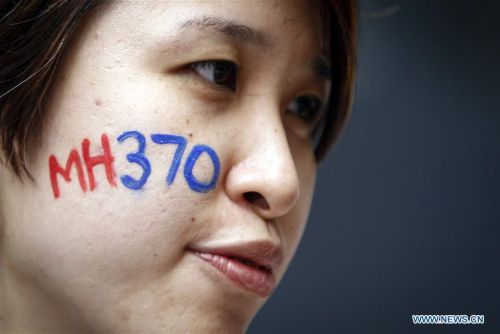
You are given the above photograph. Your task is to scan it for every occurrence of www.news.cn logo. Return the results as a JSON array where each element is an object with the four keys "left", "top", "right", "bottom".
[{"left": 412, "top": 314, "right": 484, "bottom": 325}]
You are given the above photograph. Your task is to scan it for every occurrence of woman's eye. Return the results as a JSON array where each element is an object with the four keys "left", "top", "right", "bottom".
[
  {"left": 190, "top": 61, "right": 238, "bottom": 91},
  {"left": 287, "top": 94, "right": 323, "bottom": 125}
]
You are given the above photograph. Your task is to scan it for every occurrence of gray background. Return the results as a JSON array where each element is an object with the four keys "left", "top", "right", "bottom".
[{"left": 249, "top": 0, "right": 499, "bottom": 333}]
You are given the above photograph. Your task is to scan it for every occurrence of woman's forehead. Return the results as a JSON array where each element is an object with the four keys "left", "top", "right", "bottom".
[{"left": 109, "top": 0, "right": 323, "bottom": 49}]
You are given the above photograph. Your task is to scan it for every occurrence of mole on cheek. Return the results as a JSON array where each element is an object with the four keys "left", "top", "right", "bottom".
[
  {"left": 94, "top": 99, "right": 102, "bottom": 106},
  {"left": 191, "top": 217, "right": 196, "bottom": 222},
  {"left": 188, "top": 133, "right": 193, "bottom": 138}
]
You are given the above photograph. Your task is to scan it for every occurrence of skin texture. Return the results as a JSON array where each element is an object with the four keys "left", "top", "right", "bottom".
[{"left": 0, "top": 0, "right": 331, "bottom": 332}]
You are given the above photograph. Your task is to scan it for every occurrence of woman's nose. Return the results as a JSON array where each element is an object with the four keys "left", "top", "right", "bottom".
[{"left": 224, "top": 112, "right": 300, "bottom": 220}]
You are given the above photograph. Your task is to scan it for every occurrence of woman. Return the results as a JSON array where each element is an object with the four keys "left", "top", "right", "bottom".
[{"left": 0, "top": 0, "right": 356, "bottom": 332}]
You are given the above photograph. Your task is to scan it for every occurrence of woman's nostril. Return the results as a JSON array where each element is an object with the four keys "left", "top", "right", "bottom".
[{"left": 243, "top": 191, "right": 270, "bottom": 210}]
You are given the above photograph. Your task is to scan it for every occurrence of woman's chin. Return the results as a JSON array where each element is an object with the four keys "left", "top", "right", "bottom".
[{"left": 97, "top": 259, "right": 265, "bottom": 333}]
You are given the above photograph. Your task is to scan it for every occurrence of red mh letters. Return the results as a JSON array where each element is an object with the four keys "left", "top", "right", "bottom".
[{"left": 49, "top": 134, "right": 117, "bottom": 199}]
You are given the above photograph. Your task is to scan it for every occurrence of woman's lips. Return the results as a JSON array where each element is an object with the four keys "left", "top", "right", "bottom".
[{"left": 192, "top": 251, "right": 277, "bottom": 298}]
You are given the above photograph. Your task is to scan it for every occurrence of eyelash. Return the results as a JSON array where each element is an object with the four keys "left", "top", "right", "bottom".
[{"left": 190, "top": 60, "right": 324, "bottom": 126}]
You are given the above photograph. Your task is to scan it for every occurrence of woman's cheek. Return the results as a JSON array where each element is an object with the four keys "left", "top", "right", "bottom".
[{"left": 34, "top": 128, "right": 222, "bottom": 280}]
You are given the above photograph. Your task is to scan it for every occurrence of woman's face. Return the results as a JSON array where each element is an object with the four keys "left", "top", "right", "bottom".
[{"left": 1, "top": 0, "right": 330, "bottom": 332}]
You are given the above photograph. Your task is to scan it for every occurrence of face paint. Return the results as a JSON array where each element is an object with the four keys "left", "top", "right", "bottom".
[
  {"left": 49, "top": 149, "right": 88, "bottom": 198},
  {"left": 150, "top": 134, "right": 188, "bottom": 187},
  {"left": 82, "top": 134, "right": 117, "bottom": 190},
  {"left": 184, "top": 145, "right": 220, "bottom": 193},
  {"left": 117, "top": 131, "right": 151, "bottom": 190},
  {"left": 49, "top": 131, "right": 221, "bottom": 199}
]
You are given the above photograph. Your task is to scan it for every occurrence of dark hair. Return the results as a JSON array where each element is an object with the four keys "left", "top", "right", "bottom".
[{"left": 0, "top": 0, "right": 356, "bottom": 180}]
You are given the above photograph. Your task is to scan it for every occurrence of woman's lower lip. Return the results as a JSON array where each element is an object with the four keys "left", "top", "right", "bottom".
[{"left": 192, "top": 251, "right": 276, "bottom": 298}]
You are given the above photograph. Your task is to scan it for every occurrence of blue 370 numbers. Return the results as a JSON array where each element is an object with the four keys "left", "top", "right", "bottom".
[{"left": 118, "top": 131, "right": 220, "bottom": 193}]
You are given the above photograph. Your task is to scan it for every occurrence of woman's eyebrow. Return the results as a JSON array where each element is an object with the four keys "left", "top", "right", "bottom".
[
  {"left": 178, "top": 15, "right": 273, "bottom": 49},
  {"left": 177, "top": 15, "right": 330, "bottom": 82}
]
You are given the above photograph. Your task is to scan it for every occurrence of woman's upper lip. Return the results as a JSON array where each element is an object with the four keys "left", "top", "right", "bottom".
[{"left": 187, "top": 241, "right": 284, "bottom": 271}]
